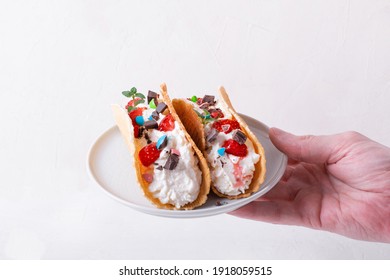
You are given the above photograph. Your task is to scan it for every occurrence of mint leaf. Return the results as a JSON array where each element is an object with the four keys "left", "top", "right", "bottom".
[
  {"left": 127, "top": 106, "right": 135, "bottom": 112},
  {"left": 134, "top": 92, "right": 145, "bottom": 99},
  {"left": 122, "top": 91, "right": 132, "bottom": 97},
  {"left": 130, "top": 87, "right": 137, "bottom": 94},
  {"left": 133, "top": 99, "right": 145, "bottom": 107}
]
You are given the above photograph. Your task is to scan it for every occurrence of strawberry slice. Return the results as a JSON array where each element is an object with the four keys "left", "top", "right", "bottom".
[
  {"left": 222, "top": 139, "right": 248, "bottom": 157},
  {"left": 158, "top": 114, "right": 175, "bottom": 132},
  {"left": 210, "top": 109, "right": 224, "bottom": 119},
  {"left": 212, "top": 119, "right": 241, "bottom": 134},
  {"left": 129, "top": 107, "right": 145, "bottom": 137},
  {"left": 129, "top": 107, "right": 145, "bottom": 124},
  {"left": 138, "top": 143, "right": 161, "bottom": 166},
  {"left": 133, "top": 126, "right": 140, "bottom": 138}
]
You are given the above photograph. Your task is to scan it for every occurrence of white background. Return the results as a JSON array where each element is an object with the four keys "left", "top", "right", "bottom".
[{"left": 1, "top": 0, "right": 390, "bottom": 259}]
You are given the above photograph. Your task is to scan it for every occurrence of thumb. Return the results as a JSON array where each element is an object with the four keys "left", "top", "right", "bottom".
[{"left": 269, "top": 128, "right": 342, "bottom": 164}]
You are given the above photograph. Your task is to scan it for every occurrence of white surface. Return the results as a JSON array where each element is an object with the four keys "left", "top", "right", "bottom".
[
  {"left": 1, "top": 0, "right": 390, "bottom": 259},
  {"left": 87, "top": 116, "right": 287, "bottom": 218}
]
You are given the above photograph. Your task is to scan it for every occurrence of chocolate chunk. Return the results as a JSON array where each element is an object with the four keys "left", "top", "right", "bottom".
[
  {"left": 202, "top": 95, "right": 215, "bottom": 104},
  {"left": 199, "top": 102, "right": 209, "bottom": 109},
  {"left": 144, "top": 120, "right": 158, "bottom": 129},
  {"left": 147, "top": 90, "right": 158, "bottom": 104},
  {"left": 232, "top": 130, "right": 247, "bottom": 145},
  {"left": 156, "top": 166, "right": 163, "bottom": 171},
  {"left": 151, "top": 111, "right": 160, "bottom": 120},
  {"left": 137, "top": 126, "right": 145, "bottom": 138},
  {"left": 206, "top": 128, "right": 218, "bottom": 143},
  {"left": 163, "top": 154, "right": 180, "bottom": 170},
  {"left": 156, "top": 102, "right": 168, "bottom": 114}
]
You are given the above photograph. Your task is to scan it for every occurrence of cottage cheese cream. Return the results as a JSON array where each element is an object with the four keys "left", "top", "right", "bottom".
[{"left": 141, "top": 108, "right": 202, "bottom": 208}]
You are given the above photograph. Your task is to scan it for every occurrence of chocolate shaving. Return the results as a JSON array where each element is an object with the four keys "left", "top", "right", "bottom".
[
  {"left": 232, "top": 130, "right": 247, "bottom": 144},
  {"left": 206, "top": 128, "right": 218, "bottom": 143},
  {"left": 144, "top": 130, "right": 152, "bottom": 144},
  {"left": 144, "top": 120, "right": 158, "bottom": 130},
  {"left": 156, "top": 166, "right": 163, "bottom": 171},
  {"left": 202, "top": 95, "right": 215, "bottom": 104},
  {"left": 163, "top": 154, "right": 180, "bottom": 170},
  {"left": 156, "top": 102, "right": 168, "bottom": 114},
  {"left": 147, "top": 90, "right": 158, "bottom": 105},
  {"left": 199, "top": 102, "right": 209, "bottom": 109},
  {"left": 137, "top": 126, "right": 145, "bottom": 138},
  {"left": 151, "top": 111, "right": 159, "bottom": 120}
]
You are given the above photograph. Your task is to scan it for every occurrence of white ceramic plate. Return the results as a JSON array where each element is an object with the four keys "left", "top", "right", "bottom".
[{"left": 87, "top": 114, "right": 287, "bottom": 218}]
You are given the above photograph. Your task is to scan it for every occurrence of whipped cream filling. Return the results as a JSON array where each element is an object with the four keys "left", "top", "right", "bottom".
[
  {"left": 204, "top": 123, "right": 259, "bottom": 195},
  {"left": 141, "top": 108, "right": 202, "bottom": 208},
  {"left": 187, "top": 98, "right": 260, "bottom": 196}
]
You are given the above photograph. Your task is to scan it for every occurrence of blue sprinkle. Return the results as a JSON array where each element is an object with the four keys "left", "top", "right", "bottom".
[
  {"left": 135, "top": 116, "right": 144, "bottom": 126},
  {"left": 217, "top": 147, "right": 226, "bottom": 156},
  {"left": 156, "top": 135, "right": 168, "bottom": 150},
  {"left": 148, "top": 115, "right": 153, "bottom": 121}
]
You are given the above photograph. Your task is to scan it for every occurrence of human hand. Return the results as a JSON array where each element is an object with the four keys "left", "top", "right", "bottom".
[{"left": 230, "top": 128, "right": 390, "bottom": 243}]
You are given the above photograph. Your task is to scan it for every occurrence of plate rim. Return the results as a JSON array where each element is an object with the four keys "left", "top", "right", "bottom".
[{"left": 86, "top": 114, "right": 287, "bottom": 218}]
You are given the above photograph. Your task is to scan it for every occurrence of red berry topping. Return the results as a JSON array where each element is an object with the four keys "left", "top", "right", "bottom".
[
  {"left": 129, "top": 107, "right": 145, "bottom": 137},
  {"left": 138, "top": 143, "right": 161, "bottom": 166},
  {"left": 133, "top": 126, "right": 140, "bottom": 138},
  {"left": 126, "top": 97, "right": 142, "bottom": 109},
  {"left": 158, "top": 114, "right": 175, "bottom": 132},
  {"left": 222, "top": 139, "right": 248, "bottom": 157},
  {"left": 129, "top": 107, "right": 145, "bottom": 124},
  {"left": 210, "top": 111, "right": 218, "bottom": 119},
  {"left": 212, "top": 119, "right": 241, "bottom": 134},
  {"left": 210, "top": 110, "right": 224, "bottom": 119}
]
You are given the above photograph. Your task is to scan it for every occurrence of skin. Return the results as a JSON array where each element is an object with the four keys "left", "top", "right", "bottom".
[{"left": 230, "top": 128, "right": 390, "bottom": 243}]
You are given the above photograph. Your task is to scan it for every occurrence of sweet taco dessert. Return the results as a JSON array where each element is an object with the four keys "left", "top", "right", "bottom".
[
  {"left": 112, "top": 83, "right": 210, "bottom": 209},
  {"left": 172, "top": 87, "right": 266, "bottom": 198}
]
